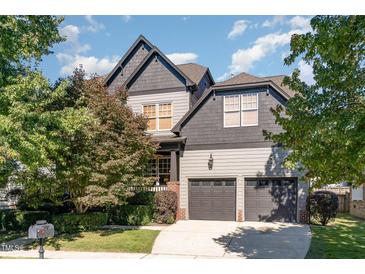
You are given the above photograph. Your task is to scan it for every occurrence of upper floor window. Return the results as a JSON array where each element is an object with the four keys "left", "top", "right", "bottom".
[
  {"left": 143, "top": 103, "right": 172, "bottom": 131},
  {"left": 224, "top": 93, "right": 258, "bottom": 127}
]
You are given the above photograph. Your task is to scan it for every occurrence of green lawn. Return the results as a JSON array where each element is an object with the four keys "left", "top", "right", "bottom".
[
  {"left": 39, "top": 229, "right": 160, "bottom": 253},
  {"left": 306, "top": 214, "right": 365, "bottom": 259}
]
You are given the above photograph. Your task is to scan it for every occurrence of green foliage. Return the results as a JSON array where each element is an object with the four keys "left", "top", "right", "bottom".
[
  {"left": 109, "top": 205, "right": 153, "bottom": 226},
  {"left": 307, "top": 191, "right": 339, "bottom": 226},
  {"left": 0, "top": 16, "right": 64, "bottom": 86},
  {"left": 154, "top": 191, "right": 177, "bottom": 224},
  {"left": 52, "top": 212, "right": 108, "bottom": 233},
  {"left": 0, "top": 210, "right": 51, "bottom": 231},
  {"left": 265, "top": 16, "right": 365, "bottom": 187},
  {"left": 127, "top": 191, "right": 155, "bottom": 206}
]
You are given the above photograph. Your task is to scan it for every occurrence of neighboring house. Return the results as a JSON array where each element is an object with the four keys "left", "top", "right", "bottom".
[
  {"left": 103, "top": 35, "right": 308, "bottom": 223},
  {"left": 350, "top": 184, "right": 365, "bottom": 219}
]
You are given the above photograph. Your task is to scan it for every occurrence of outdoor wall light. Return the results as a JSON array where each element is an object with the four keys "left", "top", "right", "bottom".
[{"left": 208, "top": 153, "right": 214, "bottom": 170}]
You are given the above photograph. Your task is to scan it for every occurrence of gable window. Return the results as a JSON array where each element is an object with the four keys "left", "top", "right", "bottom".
[
  {"left": 223, "top": 95, "right": 240, "bottom": 127},
  {"left": 143, "top": 103, "right": 172, "bottom": 131},
  {"left": 224, "top": 93, "right": 258, "bottom": 127},
  {"left": 241, "top": 93, "right": 258, "bottom": 126}
]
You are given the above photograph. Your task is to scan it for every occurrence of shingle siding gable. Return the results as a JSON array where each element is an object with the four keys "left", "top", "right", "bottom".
[{"left": 180, "top": 87, "right": 285, "bottom": 149}]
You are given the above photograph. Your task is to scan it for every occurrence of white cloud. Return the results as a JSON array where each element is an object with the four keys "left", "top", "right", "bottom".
[
  {"left": 122, "top": 15, "right": 132, "bottom": 23},
  {"left": 262, "top": 16, "right": 285, "bottom": 28},
  {"left": 219, "top": 16, "right": 312, "bottom": 80},
  {"left": 227, "top": 20, "right": 249, "bottom": 40},
  {"left": 84, "top": 15, "right": 105, "bottom": 32},
  {"left": 58, "top": 24, "right": 117, "bottom": 77},
  {"left": 59, "top": 25, "right": 91, "bottom": 54},
  {"left": 58, "top": 54, "right": 119, "bottom": 77},
  {"left": 289, "top": 16, "right": 311, "bottom": 32},
  {"left": 166, "top": 52, "right": 198, "bottom": 64},
  {"left": 228, "top": 31, "right": 294, "bottom": 75},
  {"left": 298, "top": 60, "right": 315, "bottom": 85}
]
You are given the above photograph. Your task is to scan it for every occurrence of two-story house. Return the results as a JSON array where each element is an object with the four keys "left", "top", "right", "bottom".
[{"left": 104, "top": 35, "right": 308, "bottom": 223}]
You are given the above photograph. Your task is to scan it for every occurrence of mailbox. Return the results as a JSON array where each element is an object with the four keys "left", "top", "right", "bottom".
[{"left": 28, "top": 220, "right": 55, "bottom": 239}]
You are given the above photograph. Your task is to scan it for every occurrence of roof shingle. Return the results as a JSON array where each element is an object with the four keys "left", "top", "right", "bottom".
[{"left": 176, "top": 63, "right": 208, "bottom": 85}]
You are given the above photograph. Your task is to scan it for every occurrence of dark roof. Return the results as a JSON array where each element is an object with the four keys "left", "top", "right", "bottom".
[
  {"left": 103, "top": 35, "right": 154, "bottom": 86},
  {"left": 151, "top": 135, "right": 186, "bottom": 143},
  {"left": 261, "top": 75, "right": 295, "bottom": 97},
  {"left": 214, "top": 72, "right": 262, "bottom": 87},
  {"left": 176, "top": 63, "right": 210, "bottom": 86},
  {"left": 122, "top": 47, "right": 195, "bottom": 89},
  {"left": 172, "top": 72, "right": 295, "bottom": 133}
]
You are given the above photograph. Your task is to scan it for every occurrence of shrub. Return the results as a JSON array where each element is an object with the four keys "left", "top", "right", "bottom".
[
  {"left": 154, "top": 191, "right": 177, "bottom": 224},
  {"left": 109, "top": 205, "right": 153, "bottom": 226},
  {"left": 127, "top": 191, "right": 155, "bottom": 206},
  {"left": 0, "top": 210, "right": 51, "bottom": 231},
  {"left": 307, "top": 190, "right": 339, "bottom": 226},
  {"left": 52, "top": 212, "right": 108, "bottom": 233}
]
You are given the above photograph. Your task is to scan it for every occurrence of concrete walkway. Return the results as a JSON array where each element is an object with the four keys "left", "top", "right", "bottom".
[
  {"left": 152, "top": 220, "right": 312, "bottom": 259},
  {"left": 1, "top": 221, "right": 311, "bottom": 259}
]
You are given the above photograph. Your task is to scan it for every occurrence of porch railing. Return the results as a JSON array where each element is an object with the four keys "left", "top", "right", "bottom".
[{"left": 128, "top": 185, "right": 168, "bottom": 192}]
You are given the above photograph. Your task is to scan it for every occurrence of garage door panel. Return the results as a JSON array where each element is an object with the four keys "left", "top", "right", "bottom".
[
  {"left": 245, "top": 178, "right": 297, "bottom": 222},
  {"left": 189, "top": 179, "right": 236, "bottom": 221}
]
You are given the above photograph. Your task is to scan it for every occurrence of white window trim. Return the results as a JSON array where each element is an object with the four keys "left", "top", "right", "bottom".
[
  {"left": 223, "top": 93, "right": 259, "bottom": 128},
  {"left": 241, "top": 93, "right": 259, "bottom": 127},
  {"left": 142, "top": 102, "right": 173, "bottom": 132},
  {"left": 223, "top": 95, "right": 241, "bottom": 128}
]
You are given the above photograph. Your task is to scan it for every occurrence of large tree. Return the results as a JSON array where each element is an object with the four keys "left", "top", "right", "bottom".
[
  {"left": 0, "top": 16, "right": 64, "bottom": 86},
  {"left": 265, "top": 16, "right": 365, "bottom": 187},
  {"left": 47, "top": 69, "right": 156, "bottom": 212},
  {"left": 7, "top": 69, "right": 156, "bottom": 213},
  {"left": 0, "top": 16, "right": 64, "bottom": 183}
]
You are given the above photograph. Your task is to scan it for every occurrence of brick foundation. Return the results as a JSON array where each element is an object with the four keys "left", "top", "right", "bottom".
[
  {"left": 167, "top": 181, "right": 184, "bottom": 221},
  {"left": 237, "top": 209, "right": 243, "bottom": 222},
  {"left": 350, "top": 200, "right": 365, "bottom": 219},
  {"left": 299, "top": 209, "right": 309, "bottom": 224}
]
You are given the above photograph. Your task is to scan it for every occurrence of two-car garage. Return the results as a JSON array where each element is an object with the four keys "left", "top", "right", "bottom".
[{"left": 188, "top": 177, "right": 298, "bottom": 222}]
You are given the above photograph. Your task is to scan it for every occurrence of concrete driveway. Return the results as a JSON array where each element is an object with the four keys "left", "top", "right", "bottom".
[{"left": 152, "top": 220, "right": 311, "bottom": 259}]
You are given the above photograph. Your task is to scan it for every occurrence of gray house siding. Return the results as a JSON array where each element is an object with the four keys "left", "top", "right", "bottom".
[
  {"left": 127, "top": 90, "right": 190, "bottom": 136},
  {"left": 180, "top": 87, "right": 286, "bottom": 150},
  {"left": 179, "top": 147, "right": 308, "bottom": 221},
  {"left": 128, "top": 55, "right": 186, "bottom": 92},
  {"left": 107, "top": 42, "right": 151, "bottom": 92},
  {"left": 191, "top": 73, "right": 211, "bottom": 106}
]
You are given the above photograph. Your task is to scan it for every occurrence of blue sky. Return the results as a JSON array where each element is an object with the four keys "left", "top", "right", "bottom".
[{"left": 40, "top": 15, "right": 314, "bottom": 84}]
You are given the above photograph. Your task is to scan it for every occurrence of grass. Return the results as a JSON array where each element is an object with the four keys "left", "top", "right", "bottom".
[
  {"left": 306, "top": 213, "right": 365, "bottom": 259},
  {"left": 0, "top": 231, "right": 25, "bottom": 243},
  {"left": 36, "top": 229, "right": 160, "bottom": 253}
]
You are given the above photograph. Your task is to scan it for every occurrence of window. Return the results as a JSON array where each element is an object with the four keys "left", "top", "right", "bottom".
[
  {"left": 224, "top": 95, "right": 240, "bottom": 127},
  {"left": 145, "top": 157, "right": 171, "bottom": 185},
  {"left": 224, "top": 93, "right": 258, "bottom": 127},
  {"left": 143, "top": 103, "right": 172, "bottom": 131},
  {"left": 143, "top": 105, "right": 157, "bottom": 131},
  {"left": 241, "top": 93, "right": 258, "bottom": 126}
]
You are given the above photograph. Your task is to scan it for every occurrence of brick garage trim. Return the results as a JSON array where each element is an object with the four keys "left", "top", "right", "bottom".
[{"left": 167, "top": 181, "right": 185, "bottom": 220}]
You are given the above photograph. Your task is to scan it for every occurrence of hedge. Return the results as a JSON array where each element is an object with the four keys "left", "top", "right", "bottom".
[
  {"left": 52, "top": 212, "right": 108, "bottom": 233},
  {"left": 127, "top": 191, "right": 155, "bottom": 206},
  {"left": 154, "top": 191, "right": 177, "bottom": 224},
  {"left": 109, "top": 205, "right": 153, "bottom": 226},
  {"left": 0, "top": 210, "right": 51, "bottom": 231}
]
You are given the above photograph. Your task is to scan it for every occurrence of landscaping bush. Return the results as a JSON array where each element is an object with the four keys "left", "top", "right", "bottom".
[
  {"left": 154, "top": 191, "right": 177, "bottom": 224},
  {"left": 127, "top": 191, "right": 155, "bottom": 206},
  {"left": 307, "top": 190, "right": 339, "bottom": 226},
  {"left": 0, "top": 210, "right": 51, "bottom": 231},
  {"left": 109, "top": 205, "right": 153, "bottom": 226},
  {"left": 52, "top": 212, "right": 108, "bottom": 233}
]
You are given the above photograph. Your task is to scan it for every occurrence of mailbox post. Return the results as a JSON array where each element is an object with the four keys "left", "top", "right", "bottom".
[{"left": 28, "top": 220, "right": 55, "bottom": 259}]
